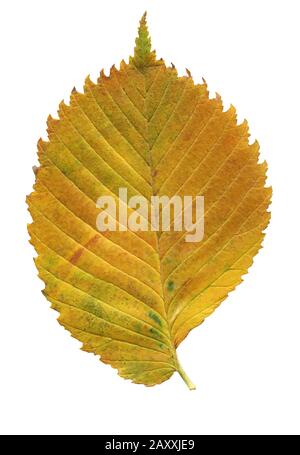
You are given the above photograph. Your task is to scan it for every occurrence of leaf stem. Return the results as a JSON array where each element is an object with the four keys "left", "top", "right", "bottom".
[
  {"left": 174, "top": 354, "right": 196, "bottom": 390},
  {"left": 177, "top": 365, "right": 196, "bottom": 390}
]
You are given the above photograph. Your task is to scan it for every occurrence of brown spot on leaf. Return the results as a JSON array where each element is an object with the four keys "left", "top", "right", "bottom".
[{"left": 70, "top": 247, "right": 84, "bottom": 264}]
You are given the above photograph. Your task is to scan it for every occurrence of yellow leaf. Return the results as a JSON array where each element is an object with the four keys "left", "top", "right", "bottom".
[{"left": 27, "top": 12, "right": 271, "bottom": 389}]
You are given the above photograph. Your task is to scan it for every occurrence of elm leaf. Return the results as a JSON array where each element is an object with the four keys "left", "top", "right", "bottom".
[{"left": 27, "top": 12, "right": 271, "bottom": 389}]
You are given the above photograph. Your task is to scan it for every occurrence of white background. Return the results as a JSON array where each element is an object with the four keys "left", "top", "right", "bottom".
[{"left": 0, "top": 0, "right": 299, "bottom": 435}]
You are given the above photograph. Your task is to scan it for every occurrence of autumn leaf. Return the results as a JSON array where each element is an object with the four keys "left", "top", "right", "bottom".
[{"left": 27, "top": 12, "right": 271, "bottom": 389}]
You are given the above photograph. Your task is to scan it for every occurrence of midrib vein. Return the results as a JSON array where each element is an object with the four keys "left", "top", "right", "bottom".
[
  {"left": 139, "top": 66, "right": 197, "bottom": 388},
  {"left": 142, "top": 66, "right": 182, "bottom": 371}
]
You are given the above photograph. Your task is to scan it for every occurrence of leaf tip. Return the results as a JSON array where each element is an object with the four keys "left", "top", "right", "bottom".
[
  {"left": 130, "top": 12, "right": 160, "bottom": 68},
  {"left": 141, "top": 10, "right": 147, "bottom": 23}
]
